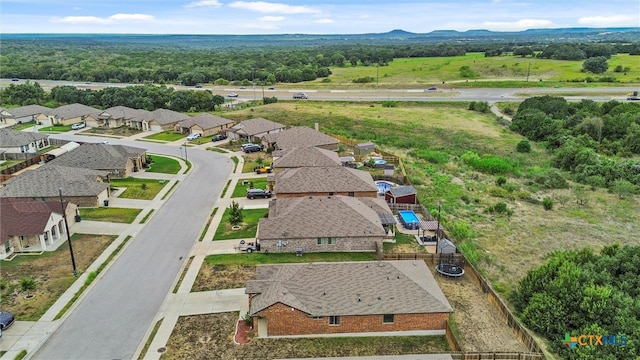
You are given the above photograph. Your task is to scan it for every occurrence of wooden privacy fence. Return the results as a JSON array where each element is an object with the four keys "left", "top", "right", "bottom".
[{"left": 0, "top": 155, "right": 41, "bottom": 176}]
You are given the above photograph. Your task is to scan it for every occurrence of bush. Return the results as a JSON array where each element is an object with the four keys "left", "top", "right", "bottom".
[
  {"left": 448, "top": 220, "right": 475, "bottom": 241},
  {"left": 352, "top": 76, "right": 375, "bottom": 84},
  {"left": 485, "top": 202, "right": 509, "bottom": 214},
  {"left": 263, "top": 96, "right": 278, "bottom": 104},
  {"left": 21, "top": 277, "right": 36, "bottom": 292},
  {"left": 516, "top": 140, "right": 531, "bottom": 153},
  {"left": 542, "top": 197, "right": 553, "bottom": 210},
  {"left": 468, "top": 101, "right": 490, "bottom": 113},
  {"left": 381, "top": 101, "right": 398, "bottom": 108},
  {"left": 495, "top": 175, "right": 507, "bottom": 186}
]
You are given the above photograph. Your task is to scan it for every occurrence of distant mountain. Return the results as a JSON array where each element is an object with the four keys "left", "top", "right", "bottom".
[{"left": 3, "top": 27, "right": 638, "bottom": 49}]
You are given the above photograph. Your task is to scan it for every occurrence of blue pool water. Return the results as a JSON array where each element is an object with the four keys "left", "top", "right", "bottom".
[
  {"left": 375, "top": 181, "right": 394, "bottom": 194},
  {"left": 398, "top": 210, "right": 420, "bottom": 230}
]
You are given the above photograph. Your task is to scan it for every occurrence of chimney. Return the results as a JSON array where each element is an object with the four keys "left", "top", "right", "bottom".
[{"left": 314, "top": 122, "right": 319, "bottom": 131}]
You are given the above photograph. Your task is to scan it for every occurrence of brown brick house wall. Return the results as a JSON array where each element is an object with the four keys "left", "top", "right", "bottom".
[
  {"left": 275, "top": 191, "right": 377, "bottom": 199},
  {"left": 259, "top": 237, "right": 382, "bottom": 253},
  {"left": 254, "top": 302, "right": 449, "bottom": 336}
]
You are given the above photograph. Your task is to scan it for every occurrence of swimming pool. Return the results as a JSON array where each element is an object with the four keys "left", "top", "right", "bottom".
[
  {"left": 375, "top": 180, "right": 394, "bottom": 195},
  {"left": 398, "top": 210, "right": 420, "bottom": 230}
]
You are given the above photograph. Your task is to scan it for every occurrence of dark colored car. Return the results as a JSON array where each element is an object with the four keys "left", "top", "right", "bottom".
[
  {"left": 246, "top": 189, "right": 272, "bottom": 199},
  {"left": 212, "top": 134, "right": 227, "bottom": 142},
  {"left": 0, "top": 310, "right": 15, "bottom": 331},
  {"left": 243, "top": 144, "right": 263, "bottom": 153},
  {"left": 426, "top": 87, "right": 437, "bottom": 91},
  {"left": 11, "top": 78, "right": 19, "bottom": 82}
]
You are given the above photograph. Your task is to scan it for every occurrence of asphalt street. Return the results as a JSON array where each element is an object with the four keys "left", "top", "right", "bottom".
[{"left": 32, "top": 136, "right": 233, "bottom": 360}]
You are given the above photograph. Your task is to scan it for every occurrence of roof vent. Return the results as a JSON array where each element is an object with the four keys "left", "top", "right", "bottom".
[
  {"left": 323, "top": 291, "right": 326, "bottom": 296},
  {"left": 357, "top": 298, "right": 361, "bottom": 302},
  {"left": 378, "top": 296, "right": 382, "bottom": 300}
]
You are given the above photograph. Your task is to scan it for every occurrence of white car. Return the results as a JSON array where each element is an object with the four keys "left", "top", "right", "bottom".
[
  {"left": 71, "top": 122, "right": 86, "bottom": 130},
  {"left": 227, "top": 93, "right": 239, "bottom": 98},
  {"left": 186, "top": 133, "right": 202, "bottom": 141}
]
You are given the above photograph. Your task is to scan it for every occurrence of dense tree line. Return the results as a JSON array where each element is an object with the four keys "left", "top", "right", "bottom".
[
  {"left": 0, "top": 82, "right": 225, "bottom": 112},
  {"left": 510, "top": 96, "right": 640, "bottom": 191},
  {"left": 511, "top": 244, "right": 640, "bottom": 359},
  {"left": 2, "top": 40, "right": 635, "bottom": 85}
]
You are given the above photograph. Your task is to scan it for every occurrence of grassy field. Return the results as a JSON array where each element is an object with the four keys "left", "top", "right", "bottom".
[
  {"left": 110, "top": 177, "right": 168, "bottom": 200},
  {"left": 299, "top": 53, "right": 640, "bottom": 88},
  {"left": 230, "top": 177, "right": 269, "bottom": 198},
  {"left": 223, "top": 101, "right": 640, "bottom": 297},
  {"left": 212, "top": 208, "right": 269, "bottom": 240},
  {"left": 78, "top": 207, "right": 142, "bottom": 223},
  {"left": 147, "top": 155, "right": 181, "bottom": 174}
]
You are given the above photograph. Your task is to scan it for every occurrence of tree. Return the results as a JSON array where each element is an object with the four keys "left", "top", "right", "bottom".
[
  {"left": 513, "top": 46, "right": 534, "bottom": 57},
  {"left": 516, "top": 140, "right": 531, "bottom": 153},
  {"left": 582, "top": 56, "right": 608, "bottom": 74},
  {"left": 228, "top": 201, "right": 244, "bottom": 227},
  {"left": 610, "top": 179, "right": 638, "bottom": 199}
]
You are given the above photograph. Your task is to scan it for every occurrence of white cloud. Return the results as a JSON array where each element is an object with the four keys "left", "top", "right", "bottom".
[
  {"left": 578, "top": 15, "right": 638, "bottom": 27},
  {"left": 314, "top": 18, "right": 334, "bottom": 24},
  {"left": 482, "top": 19, "right": 554, "bottom": 31},
  {"left": 185, "top": 0, "right": 222, "bottom": 8},
  {"left": 53, "top": 13, "right": 154, "bottom": 24},
  {"left": 259, "top": 16, "right": 286, "bottom": 22},
  {"left": 229, "top": 1, "right": 320, "bottom": 14}
]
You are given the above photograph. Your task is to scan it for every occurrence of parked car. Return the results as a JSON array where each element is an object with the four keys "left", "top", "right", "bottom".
[
  {"left": 71, "top": 122, "right": 86, "bottom": 130},
  {"left": 241, "top": 143, "right": 255, "bottom": 149},
  {"left": 247, "top": 188, "right": 272, "bottom": 199},
  {"left": 239, "top": 86, "right": 247, "bottom": 89},
  {"left": 255, "top": 165, "right": 272, "bottom": 174},
  {"left": 186, "top": 133, "right": 202, "bottom": 141},
  {"left": 227, "top": 93, "right": 239, "bottom": 98},
  {"left": 0, "top": 310, "right": 15, "bottom": 331},
  {"left": 235, "top": 240, "right": 260, "bottom": 253},
  {"left": 11, "top": 77, "right": 19, "bottom": 82},
  {"left": 243, "top": 144, "right": 263, "bottom": 153},
  {"left": 212, "top": 134, "right": 227, "bottom": 142},
  {"left": 268, "top": 87, "right": 275, "bottom": 90},
  {"left": 195, "top": 84, "right": 203, "bottom": 88}
]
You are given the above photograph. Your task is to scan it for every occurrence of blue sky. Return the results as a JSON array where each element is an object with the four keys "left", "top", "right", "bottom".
[{"left": 2, "top": 0, "right": 638, "bottom": 34}]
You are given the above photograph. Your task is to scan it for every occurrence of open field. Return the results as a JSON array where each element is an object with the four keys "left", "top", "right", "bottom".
[
  {"left": 224, "top": 101, "right": 639, "bottom": 298},
  {"left": 308, "top": 53, "right": 640, "bottom": 88},
  {"left": 0, "top": 234, "right": 116, "bottom": 321}
]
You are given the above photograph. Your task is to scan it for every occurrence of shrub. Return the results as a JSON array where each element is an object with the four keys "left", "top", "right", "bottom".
[
  {"left": 469, "top": 101, "right": 490, "bottom": 113},
  {"left": 516, "top": 140, "right": 531, "bottom": 153},
  {"left": 141, "top": 183, "right": 148, "bottom": 191},
  {"left": 352, "top": 76, "right": 375, "bottom": 83},
  {"left": 382, "top": 101, "right": 398, "bottom": 108},
  {"left": 485, "top": 202, "right": 509, "bottom": 214},
  {"left": 542, "top": 197, "right": 554, "bottom": 210},
  {"left": 495, "top": 175, "right": 507, "bottom": 186},
  {"left": 460, "top": 194, "right": 471, "bottom": 204},
  {"left": 448, "top": 220, "right": 475, "bottom": 241},
  {"left": 21, "top": 277, "right": 36, "bottom": 292}
]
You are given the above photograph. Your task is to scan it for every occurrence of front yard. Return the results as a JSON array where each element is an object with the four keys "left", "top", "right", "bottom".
[
  {"left": 78, "top": 207, "right": 142, "bottom": 223},
  {"left": 84, "top": 125, "right": 142, "bottom": 137},
  {"left": 212, "top": 208, "right": 269, "bottom": 240},
  {"left": 230, "top": 178, "right": 269, "bottom": 198},
  {"left": 143, "top": 131, "right": 186, "bottom": 142},
  {"left": 147, "top": 155, "right": 182, "bottom": 174},
  {"left": 110, "top": 177, "right": 168, "bottom": 200}
]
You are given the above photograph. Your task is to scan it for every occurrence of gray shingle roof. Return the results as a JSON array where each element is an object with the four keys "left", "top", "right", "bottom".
[
  {"left": 246, "top": 260, "right": 453, "bottom": 316},
  {"left": 0, "top": 165, "right": 109, "bottom": 198},
  {"left": 228, "top": 118, "right": 285, "bottom": 137},
  {"left": 272, "top": 147, "right": 341, "bottom": 169},
  {"left": 1, "top": 197, "right": 66, "bottom": 244},
  {"left": 178, "top": 113, "right": 233, "bottom": 130},
  {"left": 103, "top": 106, "right": 152, "bottom": 121},
  {"left": 0, "top": 128, "right": 49, "bottom": 148},
  {"left": 258, "top": 195, "right": 387, "bottom": 240},
  {"left": 48, "top": 103, "right": 104, "bottom": 119},
  {"left": 3, "top": 104, "right": 51, "bottom": 118},
  {"left": 150, "top": 108, "right": 190, "bottom": 125},
  {"left": 275, "top": 166, "right": 377, "bottom": 194},
  {"left": 388, "top": 185, "right": 417, "bottom": 197},
  {"left": 267, "top": 126, "right": 339, "bottom": 150},
  {"left": 47, "top": 143, "right": 146, "bottom": 170}
]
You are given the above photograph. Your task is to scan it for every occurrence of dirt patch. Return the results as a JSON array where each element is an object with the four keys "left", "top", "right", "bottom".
[
  {"left": 162, "top": 313, "right": 449, "bottom": 360},
  {"left": 0, "top": 234, "right": 117, "bottom": 320},
  {"left": 191, "top": 264, "right": 256, "bottom": 292},
  {"left": 433, "top": 267, "right": 527, "bottom": 352}
]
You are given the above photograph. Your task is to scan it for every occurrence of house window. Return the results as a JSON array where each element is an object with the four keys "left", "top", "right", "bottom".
[
  {"left": 348, "top": 192, "right": 355, "bottom": 197},
  {"left": 329, "top": 316, "right": 340, "bottom": 325},
  {"left": 311, "top": 316, "right": 323, "bottom": 320},
  {"left": 383, "top": 314, "right": 395, "bottom": 324},
  {"left": 328, "top": 192, "right": 335, "bottom": 196},
  {"left": 318, "top": 237, "right": 337, "bottom": 245},
  {"left": 329, "top": 237, "right": 336, "bottom": 245}
]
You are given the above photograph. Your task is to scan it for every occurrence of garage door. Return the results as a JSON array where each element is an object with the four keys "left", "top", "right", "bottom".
[{"left": 151, "top": 125, "right": 162, "bottom": 132}]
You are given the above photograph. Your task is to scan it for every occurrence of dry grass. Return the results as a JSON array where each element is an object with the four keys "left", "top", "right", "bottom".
[{"left": 191, "top": 264, "right": 255, "bottom": 292}]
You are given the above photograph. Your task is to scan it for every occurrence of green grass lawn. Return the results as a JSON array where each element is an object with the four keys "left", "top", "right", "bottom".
[
  {"left": 40, "top": 124, "right": 73, "bottom": 132},
  {"left": 308, "top": 53, "right": 640, "bottom": 88},
  {"left": 242, "top": 155, "right": 272, "bottom": 173},
  {"left": 110, "top": 178, "right": 168, "bottom": 200},
  {"left": 204, "top": 252, "right": 378, "bottom": 265},
  {"left": 213, "top": 208, "right": 269, "bottom": 240},
  {"left": 143, "top": 130, "right": 186, "bottom": 142},
  {"left": 147, "top": 155, "right": 181, "bottom": 174},
  {"left": 12, "top": 121, "right": 37, "bottom": 130},
  {"left": 78, "top": 207, "right": 142, "bottom": 223},
  {"left": 231, "top": 177, "right": 269, "bottom": 198}
]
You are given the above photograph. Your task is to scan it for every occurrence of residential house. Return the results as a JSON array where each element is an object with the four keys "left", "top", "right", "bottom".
[
  {"left": 256, "top": 195, "right": 393, "bottom": 253},
  {"left": 226, "top": 118, "right": 285, "bottom": 142},
  {"left": 0, "top": 165, "right": 110, "bottom": 207},
  {"left": 272, "top": 166, "right": 378, "bottom": 198},
  {"left": 0, "top": 128, "right": 50, "bottom": 155},
  {"left": 175, "top": 113, "right": 234, "bottom": 137},
  {"left": 0, "top": 105, "right": 52, "bottom": 126},
  {"left": 271, "top": 147, "right": 341, "bottom": 173},
  {"left": 245, "top": 260, "right": 453, "bottom": 337},
  {"left": 47, "top": 143, "right": 148, "bottom": 178},
  {"left": 0, "top": 197, "right": 77, "bottom": 259},
  {"left": 385, "top": 185, "right": 418, "bottom": 205},
  {"left": 263, "top": 125, "right": 340, "bottom": 151},
  {"left": 102, "top": 106, "right": 152, "bottom": 129},
  {"left": 48, "top": 103, "right": 105, "bottom": 127},
  {"left": 148, "top": 108, "right": 190, "bottom": 131}
]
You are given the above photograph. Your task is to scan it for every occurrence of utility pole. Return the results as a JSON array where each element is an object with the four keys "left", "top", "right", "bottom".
[
  {"left": 526, "top": 61, "right": 531, "bottom": 82},
  {"left": 59, "top": 188, "right": 77, "bottom": 276}
]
